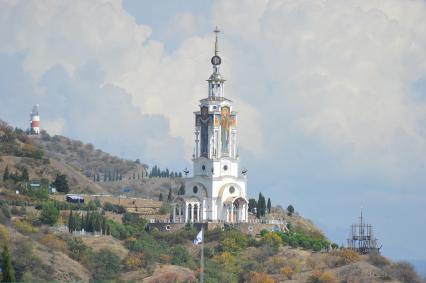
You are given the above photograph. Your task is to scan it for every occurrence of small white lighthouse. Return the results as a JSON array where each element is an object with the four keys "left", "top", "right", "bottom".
[{"left": 30, "top": 104, "right": 40, "bottom": 135}]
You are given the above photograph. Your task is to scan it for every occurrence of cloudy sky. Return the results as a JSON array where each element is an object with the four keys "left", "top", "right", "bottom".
[{"left": 1, "top": 0, "right": 426, "bottom": 264}]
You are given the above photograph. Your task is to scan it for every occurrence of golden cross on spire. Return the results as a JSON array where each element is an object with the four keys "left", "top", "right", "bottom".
[{"left": 214, "top": 26, "right": 220, "bottom": 56}]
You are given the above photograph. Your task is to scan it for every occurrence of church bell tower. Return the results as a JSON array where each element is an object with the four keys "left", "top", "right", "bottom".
[{"left": 173, "top": 28, "right": 248, "bottom": 223}]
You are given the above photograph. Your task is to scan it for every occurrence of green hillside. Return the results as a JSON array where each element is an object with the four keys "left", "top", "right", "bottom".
[{"left": 0, "top": 119, "right": 424, "bottom": 283}]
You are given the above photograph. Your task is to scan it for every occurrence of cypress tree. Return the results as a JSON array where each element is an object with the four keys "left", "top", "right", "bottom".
[
  {"left": 267, "top": 198, "right": 271, "bottom": 214},
  {"left": 68, "top": 210, "right": 73, "bottom": 232},
  {"left": 102, "top": 217, "right": 107, "bottom": 235},
  {"left": 167, "top": 188, "right": 172, "bottom": 202},
  {"left": 159, "top": 193, "right": 163, "bottom": 202},
  {"left": 256, "top": 193, "right": 262, "bottom": 218},
  {"left": 3, "top": 166, "right": 9, "bottom": 181},
  {"left": 20, "top": 168, "right": 29, "bottom": 182},
  {"left": 177, "top": 185, "right": 185, "bottom": 195},
  {"left": 1, "top": 243, "right": 16, "bottom": 282}
]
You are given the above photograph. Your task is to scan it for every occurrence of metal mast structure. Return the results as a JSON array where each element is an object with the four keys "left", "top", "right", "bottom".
[{"left": 347, "top": 211, "right": 381, "bottom": 254}]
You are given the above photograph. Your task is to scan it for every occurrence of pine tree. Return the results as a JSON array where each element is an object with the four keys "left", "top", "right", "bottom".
[
  {"left": 159, "top": 193, "right": 163, "bottom": 202},
  {"left": 96, "top": 174, "right": 100, "bottom": 182},
  {"left": 1, "top": 243, "right": 16, "bottom": 282},
  {"left": 267, "top": 198, "right": 271, "bottom": 214},
  {"left": 3, "top": 166, "right": 9, "bottom": 181},
  {"left": 167, "top": 188, "right": 172, "bottom": 202},
  {"left": 68, "top": 210, "right": 74, "bottom": 233},
  {"left": 52, "top": 174, "right": 69, "bottom": 193}
]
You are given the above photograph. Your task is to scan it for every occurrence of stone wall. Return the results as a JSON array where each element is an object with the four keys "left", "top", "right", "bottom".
[{"left": 147, "top": 222, "right": 286, "bottom": 235}]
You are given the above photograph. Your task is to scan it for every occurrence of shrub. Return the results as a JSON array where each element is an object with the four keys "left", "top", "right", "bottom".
[
  {"left": 306, "top": 256, "right": 322, "bottom": 270},
  {"left": 122, "top": 213, "right": 147, "bottom": 231},
  {"left": 340, "top": 249, "right": 361, "bottom": 264},
  {"left": 219, "top": 229, "right": 249, "bottom": 253},
  {"left": 159, "top": 202, "right": 172, "bottom": 214},
  {"left": 324, "top": 254, "right": 341, "bottom": 268},
  {"left": 125, "top": 232, "right": 165, "bottom": 266},
  {"left": 262, "top": 232, "right": 282, "bottom": 252},
  {"left": 171, "top": 244, "right": 190, "bottom": 266},
  {"left": 39, "top": 234, "right": 67, "bottom": 252},
  {"left": 280, "top": 258, "right": 301, "bottom": 278},
  {"left": 213, "top": 251, "right": 235, "bottom": 266},
  {"left": 66, "top": 237, "right": 91, "bottom": 263},
  {"left": 90, "top": 248, "right": 121, "bottom": 281},
  {"left": 368, "top": 252, "right": 390, "bottom": 267},
  {"left": 103, "top": 202, "right": 126, "bottom": 214},
  {"left": 123, "top": 253, "right": 144, "bottom": 270},
  {"left": 14, "top": 220, "right": 38, "bottom": 234},
  {"left": 249, "top": 272, "right": 275, "bottom": 283},
  {"left": 281, "top": 266, "right": 294, "bottom": 279},
  {"left": 392, "top": 261, "right": 424, "bottom": 283},
  {"left": 39, "top": 201, "right": 60, "bottom": 225},
  {"left": 309, "top": 270, "right": 337, "bottom": 283}
]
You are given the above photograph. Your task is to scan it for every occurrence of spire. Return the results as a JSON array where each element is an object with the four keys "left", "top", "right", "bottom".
[
  {"left": 208, "top": 26, "right": 224, "bottom": 100},
  {"left": 214, "top": 26, "right": 220, "bottom": 56}
]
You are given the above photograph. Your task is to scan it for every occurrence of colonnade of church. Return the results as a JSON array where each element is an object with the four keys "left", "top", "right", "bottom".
[
  {"left": 224, "top": 202, "right": 247, "bottom": 223},
  {"left": 172, "top": 201, "right": 248, "bottom": 223},
  {"left": 173, "top": 203, "right": 202, "bottom": 223}
]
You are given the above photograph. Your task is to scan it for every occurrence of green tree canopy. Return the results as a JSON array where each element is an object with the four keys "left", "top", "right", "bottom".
[
  {"left": 39, "top": 202, "right": 60, "bottom": 225},
  {"left": 52, "top": 174, "right": 69, "bottom": 193},
  {"left": 287, "top": 204, "right": 295, "bottom": 216},
  {"left": 90, "top": 248, "right": 121, "bottom": 281}
]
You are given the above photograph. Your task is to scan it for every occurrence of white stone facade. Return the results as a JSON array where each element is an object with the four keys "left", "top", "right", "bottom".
[{"left": 172, "top": 29, "right": 248, "bottom": 223}]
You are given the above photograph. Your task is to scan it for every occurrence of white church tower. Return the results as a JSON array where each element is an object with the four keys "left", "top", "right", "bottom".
[{"left": 173, "top": 28, "right": 248, "bottom": 223}]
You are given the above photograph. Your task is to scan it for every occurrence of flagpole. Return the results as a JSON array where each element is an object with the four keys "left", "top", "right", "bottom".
[{"left": 200, "top": 226, "right": 204, "bottom": 283}]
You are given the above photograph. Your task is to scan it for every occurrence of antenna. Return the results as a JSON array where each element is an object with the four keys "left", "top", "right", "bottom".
[{"left": 214, "top": 26, "right": 220, "bottom": 56}]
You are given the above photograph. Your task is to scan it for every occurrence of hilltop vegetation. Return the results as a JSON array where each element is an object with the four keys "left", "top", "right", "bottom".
[
  {"left": 1, "top": 119, "right": 424, "bottom": 282},
  {"left": 0, "top": 119, "right": 183, "bottom": 197},
  {"left": 0, "top": 196, "right": 423, "bottom": 283},
  {"left": 34, "top": 132, "right": 147, "bottom": 181}
]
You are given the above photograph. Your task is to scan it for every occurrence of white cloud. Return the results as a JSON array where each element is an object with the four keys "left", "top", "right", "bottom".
[
  {"left": 2, "top": 0, "right": 426, "bottom": 260},
  {"left": 212, "top": 0, "right": 426, "bottom": 181}
]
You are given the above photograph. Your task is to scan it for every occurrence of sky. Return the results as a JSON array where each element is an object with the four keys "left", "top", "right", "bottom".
[{"left": 1, "top": 0, "right": 426, "bottom": 266}]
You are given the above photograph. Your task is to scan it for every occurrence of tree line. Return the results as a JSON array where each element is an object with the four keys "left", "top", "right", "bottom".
[
  {"left": 248, "top": 193, "right": 272, "bottom": 218},
  {"left": 3, "top": 166, "right": 29, "bottom": 183},
  {"left": 68, "top": 210, "right": 110, "bottom": 235},
  {"left": 248, "top": 193, "right": 295, "bottom": 218},
  {"left": 149, "top": 165, "right": 182, "bottom": 178}
]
